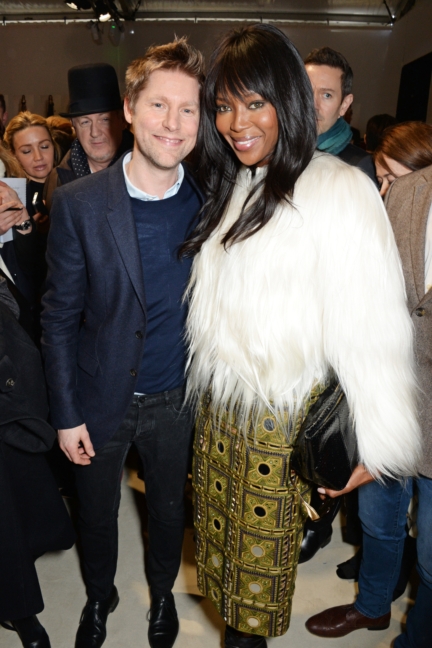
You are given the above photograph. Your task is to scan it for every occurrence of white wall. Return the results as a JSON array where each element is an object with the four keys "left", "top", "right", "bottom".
[
  {"left": 1, "top": 0, "right": 431, "bottom": 132},
  {"left": 280, "top": 24, "right": 394, "bottom": 132}
]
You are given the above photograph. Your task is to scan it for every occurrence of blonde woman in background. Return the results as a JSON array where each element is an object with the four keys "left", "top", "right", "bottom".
[
  {"left": 4, "top": 112, "right": 59, "bottom": 225},
  {"left": 1, "top": 113, "right": 57, "bottom": 341}
]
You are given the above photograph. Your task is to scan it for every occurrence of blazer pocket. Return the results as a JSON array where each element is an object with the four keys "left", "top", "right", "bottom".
[
  {"left": 0, "top": 355, "right": 18, "bottom": 392},
  {"left": 77, "top": 348, "right": 99, "bottom": 377}
]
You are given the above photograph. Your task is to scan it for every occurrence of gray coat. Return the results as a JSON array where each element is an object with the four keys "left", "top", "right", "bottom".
[{"left": 386, "top": 165, "right": 432, "bottom": 478}]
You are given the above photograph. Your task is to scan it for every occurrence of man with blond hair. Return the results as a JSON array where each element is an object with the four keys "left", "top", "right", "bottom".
[{"left": 41, "top": 39, "right": 204, "bottom": 648}]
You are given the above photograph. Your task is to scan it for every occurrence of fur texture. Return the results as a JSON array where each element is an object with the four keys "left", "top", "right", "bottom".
[{"left": 186, "top": 152, "right": 421, "bottom": 479}]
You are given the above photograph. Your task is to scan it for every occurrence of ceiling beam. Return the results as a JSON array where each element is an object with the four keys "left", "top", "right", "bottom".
[{"left": 0, "top": 11, "right": 395, "bottom": 26}]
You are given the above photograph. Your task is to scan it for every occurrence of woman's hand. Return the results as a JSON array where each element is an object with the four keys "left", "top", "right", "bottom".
[
  {"left": 318, "top": 464, "right": 375, "bottom": 499},
  {"left": 32, "top": 209, "right": 49, "bottom": 233}
]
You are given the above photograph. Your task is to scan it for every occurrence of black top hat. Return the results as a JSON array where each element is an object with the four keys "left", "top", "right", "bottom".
[{"left": 60, "top": 63, "right": 122, "bottom": 118}]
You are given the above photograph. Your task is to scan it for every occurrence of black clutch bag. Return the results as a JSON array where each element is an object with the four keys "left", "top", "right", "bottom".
[{"left": 291, "top": 379, "right": 358, "bottom": 491}]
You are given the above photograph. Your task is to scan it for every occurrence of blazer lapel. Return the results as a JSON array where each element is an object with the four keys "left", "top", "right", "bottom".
[
  {"left": 410, "top": 176, "right": 432, "bottom": 305},
  {"left": 105, "top": 159, "right": 146, "bottom": 315}
]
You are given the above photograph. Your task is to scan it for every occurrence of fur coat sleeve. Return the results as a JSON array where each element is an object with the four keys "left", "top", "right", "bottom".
[{"left": 306, "top": 155, "right": 420, "bottom": 478}]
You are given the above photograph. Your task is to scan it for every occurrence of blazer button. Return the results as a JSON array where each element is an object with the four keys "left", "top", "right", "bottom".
[
  {"left": 135, "top": 330, "right": 143, "bottom": 339},
  {"left": 130, "top": 369, "right": 137, "bottom": 377},
  {"left": 415, "top": 308, "right": 426, "bottom": 317},
  {"left": 6, "top": 378, "right": 15, "bottom": 387}
]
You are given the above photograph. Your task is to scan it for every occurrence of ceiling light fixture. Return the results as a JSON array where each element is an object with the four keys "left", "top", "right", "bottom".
[
  {"left": 109, "top": 19, "right": 124, "bottom": 45},
  {"left": 93, "top": 0, "right": 112, "bottom": 21},
  {"left": 89, "top": 19, "right": 103, "bottom": 42},
  {"left": 65, "top": 1, "right": 141, "bottom": 24},
  {"left": 104, "top": 1, "right": 142, "bottom": 22},
  {"left": 65, "top": 1, "right": 92, "bottom": 9},
  {"left": 383, "top": 0, "right": 396, "bottom": 25}
]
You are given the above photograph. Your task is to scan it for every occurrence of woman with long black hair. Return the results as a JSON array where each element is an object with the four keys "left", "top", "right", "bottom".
[{"left": 182, "top": 24, "right": 421, "bottom": 648}]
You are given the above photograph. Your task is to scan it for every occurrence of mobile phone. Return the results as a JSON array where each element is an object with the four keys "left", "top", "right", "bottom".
[{"left": 32, "top": 193, "right": 48, "bottom": 216}]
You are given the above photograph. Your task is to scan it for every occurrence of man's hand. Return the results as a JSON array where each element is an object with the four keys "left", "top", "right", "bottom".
[
  {"left": 58, "top": 423, "right": 95, "bottom": 465},
  {"left": 0, "top": 201, "right": 26, "bottom": 235},
  {"left": 317, "top": 464, "right": 375, "bottom": 499},
  {"left": 0, "top": 181, "right": 30, "bottom": 235},
  {"left": 0, "top": 181, "right": 21, "bottom": 201}
]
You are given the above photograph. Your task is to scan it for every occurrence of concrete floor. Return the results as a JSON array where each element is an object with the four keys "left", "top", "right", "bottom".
[{"left": 1, "top": 464, "right": 415, "bottom": 648}]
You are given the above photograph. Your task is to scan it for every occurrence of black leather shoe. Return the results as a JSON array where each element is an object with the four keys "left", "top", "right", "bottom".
[
  {"left": 225, "top": 625, "right": 267, "bottom": 647},
  {"left": 1, "top": 616, "right": 51, "bottom": 648},
  {"left": 299, "top": 522, "right": 332, "bottom": 563},
  {"left": 75, "top": 586, "right": 119, "bottom": 648},
  {"left": 336, "top": 549, "right": 362, "bottom": 580},
  {"left": 148, "top": 592, "right": 179, "bottom": 648},
  {"left": 298, "top": 496, "right": 341, "bottom": 564}
]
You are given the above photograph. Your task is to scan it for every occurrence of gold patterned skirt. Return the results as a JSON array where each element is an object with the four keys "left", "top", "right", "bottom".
[{"left": 192, "top": 389, "right": 321, "bottom": 638}]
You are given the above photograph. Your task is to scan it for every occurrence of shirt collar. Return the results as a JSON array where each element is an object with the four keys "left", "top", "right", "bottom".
[{"left": 122, "top": 151, "right": 184, "bottom": 201}]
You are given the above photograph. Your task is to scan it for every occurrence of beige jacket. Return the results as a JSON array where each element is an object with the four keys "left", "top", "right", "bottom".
[{"left": 386, "top": 165, "right": 432, "bottom": 479}]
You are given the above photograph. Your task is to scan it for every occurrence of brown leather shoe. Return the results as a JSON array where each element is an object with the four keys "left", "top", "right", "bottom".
[{"left": 306, "top": 604, "right": 391, "bottom": 638}]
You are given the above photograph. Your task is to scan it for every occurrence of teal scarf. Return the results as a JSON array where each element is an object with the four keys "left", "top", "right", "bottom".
[{"left": 317, "top": 117, "right": 352, "bottom": 155}]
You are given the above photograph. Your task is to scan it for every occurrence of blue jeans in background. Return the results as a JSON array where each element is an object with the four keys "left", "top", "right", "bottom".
[{"left": 354, "top": 475, "right": 432, "bottom": 648}]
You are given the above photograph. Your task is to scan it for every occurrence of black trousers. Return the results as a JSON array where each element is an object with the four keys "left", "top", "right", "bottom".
[
  {"left": 0, "top": 445, "right": 75, "bottom": 621},
  {"left": 73, "top": 387, "right": 193, "bottom": 601}
]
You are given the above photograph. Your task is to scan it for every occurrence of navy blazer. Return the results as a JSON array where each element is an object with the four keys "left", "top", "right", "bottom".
[{"left": 41, "top": 155, "right": 203, "bottom": 449}]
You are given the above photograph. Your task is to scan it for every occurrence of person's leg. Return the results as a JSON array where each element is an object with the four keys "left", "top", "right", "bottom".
[
  {"left": 3, "top": 616, "right": 51, "bottom": 648},
  {"left": 306, "top": 477, "right": 412, "bottom": 638},
  {"left": 133, "top": 387, "right": 193, "bottom": 648},
  {"left": 355, "top": 477, "right": 412, "bottom": 618},
  {"left": 395, "top": 475, "right": 432, "bottom": 648},
  {"left": 133, "top": 387, "right": 193, "bottom": 596},
  {"left": 73, "top": 403, "right": 137, "bottom": 601},
  {"left": 343, "top": 489, "right": 363, "bottom": 544}
]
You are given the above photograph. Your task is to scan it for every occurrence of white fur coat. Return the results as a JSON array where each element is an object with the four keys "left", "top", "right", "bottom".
[{"left": 186, "top": 152, "right": 421, "bottom": 478}]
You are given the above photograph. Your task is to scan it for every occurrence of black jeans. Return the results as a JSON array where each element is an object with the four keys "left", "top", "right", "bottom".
[{"left": 73, "top": 386, "right": 193, "bottom": 601}]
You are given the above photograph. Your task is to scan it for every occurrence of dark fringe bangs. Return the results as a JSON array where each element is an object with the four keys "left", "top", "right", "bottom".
[{"left": 212, "top": 52, "right": 272, "bottom": 107}]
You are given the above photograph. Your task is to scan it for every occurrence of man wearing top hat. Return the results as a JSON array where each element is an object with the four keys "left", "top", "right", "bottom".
[
  {"left": 41, "top": 38, "right": 204, "bottom": 648},
  {"left": 44, "top": 63, "right": 133, "bottom": 210}
]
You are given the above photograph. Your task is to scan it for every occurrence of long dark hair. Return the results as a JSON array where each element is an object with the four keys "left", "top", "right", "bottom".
[{"left": 181, "top": 23, "right": 317, "bottom": 256}]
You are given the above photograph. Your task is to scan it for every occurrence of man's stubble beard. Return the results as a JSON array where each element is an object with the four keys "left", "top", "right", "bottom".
[{"left": 135, "top": 138, "right": 186, "bottom": 172}]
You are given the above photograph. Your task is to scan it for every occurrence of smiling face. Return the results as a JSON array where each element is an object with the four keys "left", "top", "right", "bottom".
[
  {"left": 124, "top": 68, "right": 200, "bottom": 173},
  {"left": 305, "top": 64, "right": 353, "bottom": 136},
  {"left": 215, "top": 91, "right": 278, "bottom": 167},
  {"left": 375, "top": 155, "right": 412, "bottom": 197},
  {"left": 72, "top": 111, "right": 125, "bottom": 172},
  {"left": 12, "top": 125, "right": 54, "bottom": 182}
]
